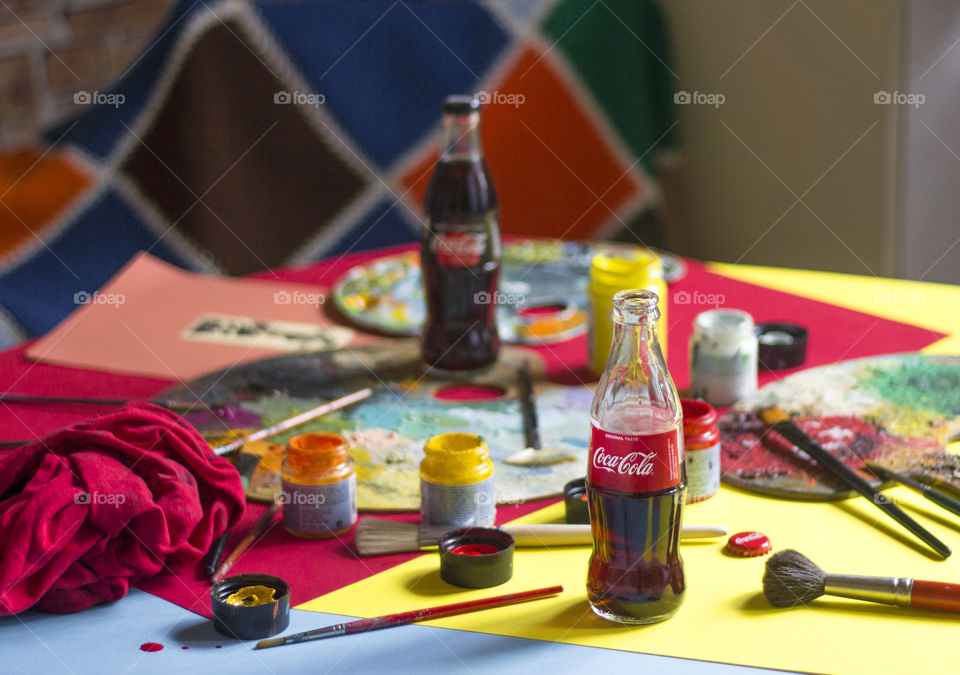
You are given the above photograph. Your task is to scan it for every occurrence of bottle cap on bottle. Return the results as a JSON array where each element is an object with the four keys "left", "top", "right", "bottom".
[
  {"left": 725, "top": 531, "right": 772, "bottom": 557},
  {"left": 442, "top": 95, "right": 480, "bottom": 115}
]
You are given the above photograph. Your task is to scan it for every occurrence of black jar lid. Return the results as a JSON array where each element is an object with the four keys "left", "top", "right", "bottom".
[
  {"left": 563, "top": 477, "right": 590, "bottom": 525},
  {"left": 439, "top": 527, "right": 514, "bottom": 589},
  {"left": 211, "top": 573, "right": 290, "bottom": 640},
  {"left": 755, "top": 323, "right": 808, "bottom": 370}
]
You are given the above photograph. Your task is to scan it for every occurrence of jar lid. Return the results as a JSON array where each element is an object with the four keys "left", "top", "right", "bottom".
[
  {"left": 693, "top": 309, "right": 756, "bottom": 340},
  {"left": 423, "top": 432, "right": 488, "bottom": 457},
  {"left": 287, "top": 432, "right": 348, "bottom": 457},
  {"left": 755, "top": 323, "right": 807, "bottom": 370},
  {"left": 211, "top": 574, "right": 290, "bottom": 639},
  {"left": 563, "top": 477, "right": 590, "bottom": 524},
  {"left": 725, "top": 531, "right": 772, "bottom": 557},
  {"left": 681, "top": 399, "right": 717, "bottom": 428},
  {"left": 439, "top": 527, "right": 514, "bottom": 588}
]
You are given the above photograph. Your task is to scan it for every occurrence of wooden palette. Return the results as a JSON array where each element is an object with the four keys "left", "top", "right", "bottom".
[
  {"left": 162, "top": 341, "right": 593, "bottom": 510},
  {"left": 720, "top": 353, "right": 960, "bottom": 500}
]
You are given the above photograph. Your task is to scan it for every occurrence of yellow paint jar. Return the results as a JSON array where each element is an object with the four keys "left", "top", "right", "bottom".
[
  {"left": 281, "top": 432, "right": 356, "bottom": 539},
  {"left": 420, "top": 432, "right": 495, "bottom": 528},
  {"left": 587, "top": 248, "right": 667, "bottom": 376}
]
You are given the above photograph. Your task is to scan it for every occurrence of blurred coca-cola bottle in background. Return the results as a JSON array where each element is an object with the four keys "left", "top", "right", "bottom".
[{"left": 420, "top": 95, "right": 501, "bottom": 375}]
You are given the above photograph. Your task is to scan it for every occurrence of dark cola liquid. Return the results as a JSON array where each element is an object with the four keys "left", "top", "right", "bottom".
[
  {"left": 586, "top": 481, "right": 686, "bottom": 623},
  {"left": 421, "top": 157, "right": 500, "bottom": 374}
]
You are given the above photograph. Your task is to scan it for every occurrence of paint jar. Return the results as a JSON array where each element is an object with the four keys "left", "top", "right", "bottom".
[
  {"left": 688, "top": 309, "right": 758, "bottom": 406},
  {"left": 281, "top": 432, "right": 357, "bottom": 539},
  {"left": 588, "top": 247, "right": 667, "bottom": 376},
  {"left": 680, "top": 399, "right": 721, "bottom": 503},
  {"left": 420, "top": 432, "right": 495, "bottom": 528}
]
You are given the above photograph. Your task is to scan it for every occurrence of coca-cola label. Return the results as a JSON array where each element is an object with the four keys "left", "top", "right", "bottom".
[
  {"left": 588, "top": 425, "right": 683, "bottom": 492},
  {"left": 430, "top": 230, "right": 487, "bottom": 267}
]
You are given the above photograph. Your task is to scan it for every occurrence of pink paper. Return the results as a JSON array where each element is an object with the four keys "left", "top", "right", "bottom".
[{"left": 26, "top": 253, "right": 366, "bottom": 380}]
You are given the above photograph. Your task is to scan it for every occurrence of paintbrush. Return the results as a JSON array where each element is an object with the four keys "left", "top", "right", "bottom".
[
  {"left": 0, "top": 393, "right": 217, "bottom": 411},
  {"left": 255, "top": 584, "right": 563, "bottom": 649},
  {"left": 354, "top": 517, "right": 727, "bottom": 556},
  {"left": 504, "top": 361, "right": 575, "bottom": 466},
  {"left": 205, "top": 453, "right": 262, "bottom": 579},
  {"left": 864, "top": 461, "right": 960, "bottom": 520},
  {"left": 758, "top": 407, "right": 951, "bottom": 559},
  {"left": 210, "top": 501, "right": 282, "bottom": 582},
  {"left": 763, "top": 549, "right": 960, "bottom": 612},
  {"left": 211, "top": 388, "right": 372, "bottom": 456}
]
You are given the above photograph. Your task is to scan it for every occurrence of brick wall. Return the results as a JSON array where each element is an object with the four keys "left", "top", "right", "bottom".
[{"left": 0, "top": 0, "right": 175, "bottom": 148}]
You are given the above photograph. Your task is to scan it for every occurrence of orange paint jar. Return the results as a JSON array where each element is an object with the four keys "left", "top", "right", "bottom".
[{"left": 281, "top": 432, "right": 356, "bottom": 539}]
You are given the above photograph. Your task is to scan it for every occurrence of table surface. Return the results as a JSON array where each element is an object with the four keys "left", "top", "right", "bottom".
[{"left": 2, "top": 249, "right": 959, "bottom": 675}]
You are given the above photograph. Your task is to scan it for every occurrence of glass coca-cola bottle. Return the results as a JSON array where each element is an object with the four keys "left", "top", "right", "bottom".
[
  {"left": 420, "top": 95, "right": 501, "bottom": 375},
  {"left": 586, "top": 289, "right": 686, "bottom": 624}
]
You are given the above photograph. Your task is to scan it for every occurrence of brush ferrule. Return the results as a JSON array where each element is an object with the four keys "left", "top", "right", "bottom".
[{"left": 824, "top": 574, "right": 913, "bottom": 608}]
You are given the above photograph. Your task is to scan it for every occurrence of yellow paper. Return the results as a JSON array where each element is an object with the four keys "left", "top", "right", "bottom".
[
  {"left": 300, "top": 494, "right": 960, "bottom": 674},
  {"left": 297, "top": 264, "right": 960, "bottom": 673}
]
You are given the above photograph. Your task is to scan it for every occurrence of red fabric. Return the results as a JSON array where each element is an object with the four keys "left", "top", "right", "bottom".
[
  {"left": 0, "top": 245, "right": 947, "bottom": 618},
  {"left": 0, "top": 403, "right": 245, "bottom": 614}
]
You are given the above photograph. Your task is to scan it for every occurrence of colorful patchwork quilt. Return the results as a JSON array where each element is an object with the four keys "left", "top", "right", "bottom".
[{"left": 0, "top": 0, "right": 675, "bottom": 346}]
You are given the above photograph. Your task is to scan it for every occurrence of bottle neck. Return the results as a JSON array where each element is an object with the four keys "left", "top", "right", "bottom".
[
  {"left": 439, "top": 112, "right": 483, "bottom": 161},
  {"left": 609, "top": 316, "right": 662, "bottom": 371}
]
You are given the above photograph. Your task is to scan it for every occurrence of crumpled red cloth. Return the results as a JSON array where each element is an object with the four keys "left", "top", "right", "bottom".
[{"left": 0, "top": 402, "right": 245, "bottom": 614}]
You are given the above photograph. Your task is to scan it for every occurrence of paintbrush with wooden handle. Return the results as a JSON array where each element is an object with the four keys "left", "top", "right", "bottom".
[
  {"left": 764, "top": 549, "right": 960, "bottom": 612},
  {"left": 354, "top": 517, "right": 727, "bottom": 556}
]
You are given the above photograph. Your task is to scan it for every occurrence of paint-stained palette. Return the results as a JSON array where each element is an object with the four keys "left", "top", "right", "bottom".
[
  {"left": 330, "top": 240, "right": 686, "bottom": 344},
  {"left": 163, "top": 342, "right": 591, "bottom": 510},
  {"left": 720, "top": 353, "right": 960, "bottom": 500}
]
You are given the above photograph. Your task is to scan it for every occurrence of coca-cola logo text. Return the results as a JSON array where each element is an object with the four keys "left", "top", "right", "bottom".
[
  {"left": 431, "top": 232, "right": 486, "bottom": 266},
  {"left": 592, "top": 447, "right": 656, "bottom": 477},
  {"left": 587, "top": 426, "right": 682, "bottom": 492}
]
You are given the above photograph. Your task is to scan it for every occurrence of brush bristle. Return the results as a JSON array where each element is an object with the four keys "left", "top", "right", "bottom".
[
  {"left": 255, "top": 637, "right": 283, "bottom": 649},
  {"left": 762, "top": 549, "right": 827, "bottom": 607},
  {"left": 354, "top": 518, "right": 431, "bottom": 556}
]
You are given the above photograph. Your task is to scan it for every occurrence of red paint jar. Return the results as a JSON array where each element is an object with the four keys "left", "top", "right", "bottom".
[{"left": 681, "top": 399, "right": 720, "bottom": 503}]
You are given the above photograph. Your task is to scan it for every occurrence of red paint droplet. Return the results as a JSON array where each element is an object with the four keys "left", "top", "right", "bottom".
[
  {"left": 181, "top": 646, "right": 189, "bottom": 650},
  {"left": 215, "top": 645, "right": 222, "bottom": 649},
  {"left": 450, "top": 544, "right": 500, "bottom": 555},
  {"left": 140, "top": 642, "right": 164, "bottom": 652}
]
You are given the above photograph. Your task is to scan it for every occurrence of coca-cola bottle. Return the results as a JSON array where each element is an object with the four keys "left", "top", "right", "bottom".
[
  {"left": 420, "top": 95, "right": 501, "bottom": 375},
  {"left": 586, "top": 289, "right": 686, "bottom": 624}
]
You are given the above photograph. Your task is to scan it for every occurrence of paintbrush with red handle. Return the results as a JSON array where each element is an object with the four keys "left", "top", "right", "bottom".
[
  {"left": 255, "top": 584, "right": 563, "bottom": 649},
  {"left": 764, "top": 549, "right": 960, "bottom": 613}
]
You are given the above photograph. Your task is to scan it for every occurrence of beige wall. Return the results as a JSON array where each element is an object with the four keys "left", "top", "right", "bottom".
[{"left": 659, "top": 0, "right": 903, "bottom": 277}]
